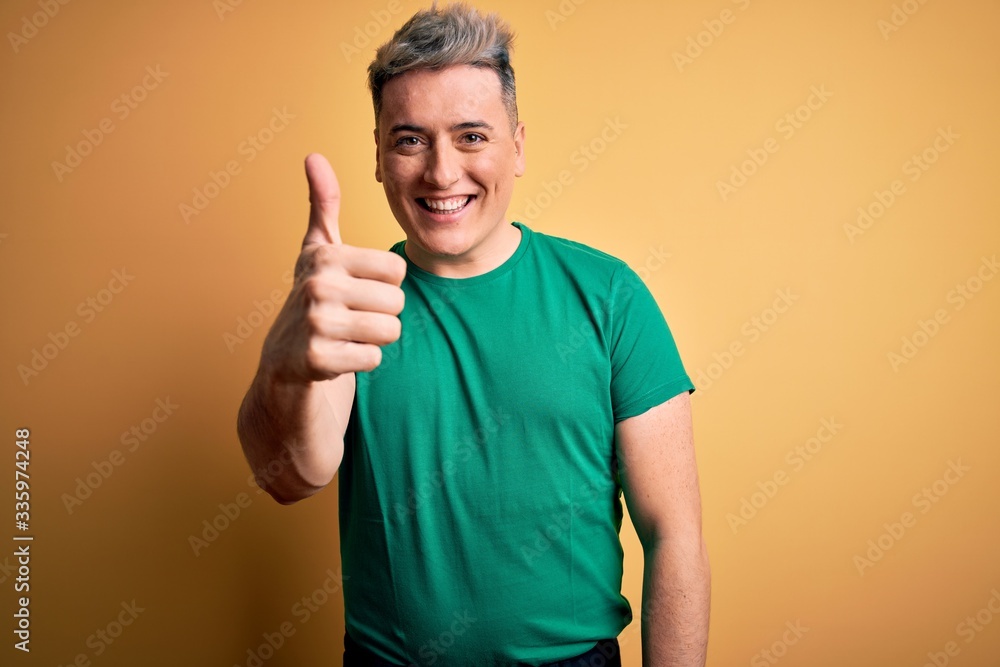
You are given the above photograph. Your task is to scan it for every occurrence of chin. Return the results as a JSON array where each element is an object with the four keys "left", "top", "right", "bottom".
[{"left": 414, "top": 230, "right": 477, "bottom": 257}]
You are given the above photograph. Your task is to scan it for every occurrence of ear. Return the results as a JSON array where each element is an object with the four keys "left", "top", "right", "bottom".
[
  {"left": 513, "top": 121, "right": 526, "bottom": 178},
  {"left": 373, "top": 127, "right": 383, "bottom": 183}
]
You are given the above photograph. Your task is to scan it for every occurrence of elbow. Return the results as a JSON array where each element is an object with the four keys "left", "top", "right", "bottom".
[
  {"left": 258, "top": 474, "right": 301, "bottom": 505},
  {"left": 266, "top": 486, "right": 307, "bottom": 506},
  {"left": 644, "top": 525, "right": 711, "bottom": 576},
  {"left": 253, "top": 463, "right": 333, "bottom": 506}
]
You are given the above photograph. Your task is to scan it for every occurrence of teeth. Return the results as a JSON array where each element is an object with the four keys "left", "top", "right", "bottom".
[{"left": 423, "top": 196, "right": 470, "bottom": 212}]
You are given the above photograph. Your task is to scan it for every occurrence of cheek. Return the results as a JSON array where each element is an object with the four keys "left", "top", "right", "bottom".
[
  {"left": 382, "top": 155, "right": 421, "bottom": 187},
  {"left": 472, "top": 155, "right": 507, "bottom": 188}
]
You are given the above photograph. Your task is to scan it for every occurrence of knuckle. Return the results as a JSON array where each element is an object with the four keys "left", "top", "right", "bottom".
[
  {"left": 301, "top": 276, "right": 322, "bottom": 301},
  {"left": 304, "top": 308, "right": 324, "bottom": 335},
  {"left": 303, "top": 344, "right": 326, "bottom": 373},
  {"left": 313, "top": 244, "right": 339, "bottom": 264},
  {"left": 388, "top": 253, "right": 408, "bottom": 282},
  {"left": 387, "top": 316, "right": 402, "bottom": 341},
  {"left": 391, "top": 287, "right": 405, "bottom": 314},
  {"left": 378, "top": 316, "right": 402, "bottom": 344},
  {"left": 359, "top": 346, "right": 382, "bottom": 372}
]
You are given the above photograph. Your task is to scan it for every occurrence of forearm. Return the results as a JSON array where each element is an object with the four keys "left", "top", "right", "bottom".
[
  {"left": 640, "top": 535, "right": 711, "bottom": 667},
  {"left": 236, "top": 366, "right": 346, "bottom": 504}
]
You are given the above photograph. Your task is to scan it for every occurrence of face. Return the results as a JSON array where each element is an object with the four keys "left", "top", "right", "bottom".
[{"left": 374, "top": 64, "right": 525, "bottom": 273}]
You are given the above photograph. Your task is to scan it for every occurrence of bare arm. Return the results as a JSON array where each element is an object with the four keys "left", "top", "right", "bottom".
[
  {"left": 236, "top": 363, "right": 353, "bottom": 504},
  {"left": 236, "top": 154, "right": 406, "bottom": 504},
  {"left": 615, "top": 391, "right": 711, "bottom": 667}
]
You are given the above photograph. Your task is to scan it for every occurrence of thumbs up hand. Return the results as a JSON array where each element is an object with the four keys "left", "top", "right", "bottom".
[{"left": 261, "top": 153, "right": 407, "bottom": 383}]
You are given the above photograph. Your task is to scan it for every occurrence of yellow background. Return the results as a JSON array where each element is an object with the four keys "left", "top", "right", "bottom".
[{"left": 2, "top": 0, "right": 998, "bottom": 665}]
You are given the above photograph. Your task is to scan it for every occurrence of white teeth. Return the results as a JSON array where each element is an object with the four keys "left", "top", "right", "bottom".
[{"left": 423, "top": 196, "right": 470, "bottom": 212}]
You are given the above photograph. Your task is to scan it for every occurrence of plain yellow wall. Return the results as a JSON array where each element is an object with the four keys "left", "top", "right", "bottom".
[{"left": 2, "top": 0, "right": 999, "bottom": 665}]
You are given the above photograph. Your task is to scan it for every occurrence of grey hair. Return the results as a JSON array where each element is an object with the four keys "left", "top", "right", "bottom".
[{"left": 367, "top": 2, "right": 518, "bottom": 131}]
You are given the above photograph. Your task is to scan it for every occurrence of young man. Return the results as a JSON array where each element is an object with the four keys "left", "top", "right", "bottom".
[{"left": 237, "top": 4, "right": 710, "bottom": 666}]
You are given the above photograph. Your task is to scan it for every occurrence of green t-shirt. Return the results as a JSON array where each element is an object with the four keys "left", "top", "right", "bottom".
[{"left": 341, "top": 221, "right": 694, "bottom": 666}]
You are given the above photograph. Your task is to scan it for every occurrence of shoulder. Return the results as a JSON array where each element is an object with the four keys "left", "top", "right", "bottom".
[{"left": 518, "top": 223, "right": 631, "bottom": 281}]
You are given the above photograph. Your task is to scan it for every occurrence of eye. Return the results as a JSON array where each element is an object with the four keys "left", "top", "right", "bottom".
[
  {"left": 461, "top": 133, "right": 486, "bottom": 144},
  {"left": 395, "top": 136, "right": 421, "bottom": 148}
]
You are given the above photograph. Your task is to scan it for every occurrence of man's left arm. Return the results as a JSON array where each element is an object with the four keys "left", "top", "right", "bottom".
[{"left": 615, "top": 390, "right": 710, "bottom": 667}]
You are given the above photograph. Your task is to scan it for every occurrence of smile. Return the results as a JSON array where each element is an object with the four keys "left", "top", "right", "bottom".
[{"left": 418, "top": 195, "right": 474, "bottom": 213}]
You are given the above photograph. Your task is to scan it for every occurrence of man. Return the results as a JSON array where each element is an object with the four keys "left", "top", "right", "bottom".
[{"left": 237, "top": 4, "right": 710, "bottom": 666}]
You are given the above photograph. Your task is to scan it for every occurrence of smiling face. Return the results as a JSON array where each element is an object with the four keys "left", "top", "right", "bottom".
[{"left": 374, "top": 64, "right": 526, "bottom": 277}]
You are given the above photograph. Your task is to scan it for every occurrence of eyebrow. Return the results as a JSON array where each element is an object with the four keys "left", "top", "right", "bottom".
[{"left": 388, "top": 121, "right": 495, "bottom": 134}]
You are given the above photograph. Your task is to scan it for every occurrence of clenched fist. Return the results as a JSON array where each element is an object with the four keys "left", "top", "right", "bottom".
[{"left": 261, "top": 153, "right": 407, "bottom": 382}]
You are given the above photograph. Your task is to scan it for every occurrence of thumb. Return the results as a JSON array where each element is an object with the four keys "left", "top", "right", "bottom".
[{"left": 303, "top": 153, "right": 342, "bottom": 245}]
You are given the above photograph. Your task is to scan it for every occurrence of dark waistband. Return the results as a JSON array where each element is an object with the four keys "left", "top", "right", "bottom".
[{"left": 343, "top": 631, "right": 622, "bottom": 667}]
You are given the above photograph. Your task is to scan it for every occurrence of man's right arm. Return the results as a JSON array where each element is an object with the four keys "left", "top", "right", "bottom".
[
  {"left": 236, "top": 153, "right": 407, "bottom": 504},
  {"left": 236, "top": 361, "right": 354, "bottom": 505}
]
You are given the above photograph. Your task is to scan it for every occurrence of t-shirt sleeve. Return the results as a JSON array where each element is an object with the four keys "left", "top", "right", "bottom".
[{"left": 608, "top": 264, "right": 695, "bottom": 423}]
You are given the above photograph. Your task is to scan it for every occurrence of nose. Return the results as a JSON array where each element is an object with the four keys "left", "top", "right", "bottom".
[{"left": 423, "top": 142, "right": 461, "bottom": 189}]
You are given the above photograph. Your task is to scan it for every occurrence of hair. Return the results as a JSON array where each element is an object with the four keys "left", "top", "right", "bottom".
[{"left": 367, "top": 2, "right": 518, "bottom": 131}]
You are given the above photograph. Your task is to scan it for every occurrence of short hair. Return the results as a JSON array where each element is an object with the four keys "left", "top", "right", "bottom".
[{"left": 367, "top": 2, "right": 518, "bottom": 131}]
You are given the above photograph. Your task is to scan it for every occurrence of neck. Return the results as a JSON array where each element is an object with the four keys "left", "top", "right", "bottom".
[{"left": 405, "top": 223, "right": 522, "bottom": 278}]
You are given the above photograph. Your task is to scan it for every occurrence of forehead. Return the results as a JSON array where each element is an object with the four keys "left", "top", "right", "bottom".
[{"left": 380, "top": 64, "right": 505, "bottom": 127}]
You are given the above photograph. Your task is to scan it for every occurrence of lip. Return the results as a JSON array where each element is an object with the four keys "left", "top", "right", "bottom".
[{"left": 415, "top": 195, "right": 477, "bottom": 223}]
